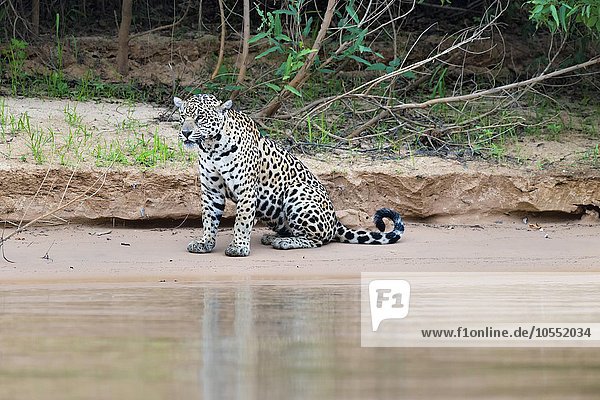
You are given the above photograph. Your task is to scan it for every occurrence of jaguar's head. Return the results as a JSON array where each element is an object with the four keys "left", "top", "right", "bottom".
[{"left": 173, "top": 94, "right": 233, "bottom": 150}]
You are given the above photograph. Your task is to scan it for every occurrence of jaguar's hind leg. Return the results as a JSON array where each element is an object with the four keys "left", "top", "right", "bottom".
[
  {"left": 271, "top": 236, "right": 322, "bottom": 250},
  {"left": 261, "top": 234, "right": 279, "bottom": 246},
  {"left": 261, "top": 224, "right": 292, "bottom": 246}
]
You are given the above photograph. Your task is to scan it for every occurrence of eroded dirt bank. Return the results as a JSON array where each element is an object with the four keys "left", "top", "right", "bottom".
[
  {"left": 0, "top": 97, "right": 598, "bottom": 224},
  {"left": 1, "top": 161, "right": 599, "bottom": 224}
]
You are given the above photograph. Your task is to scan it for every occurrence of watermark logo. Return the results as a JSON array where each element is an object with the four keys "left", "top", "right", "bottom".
[
  {"left": 362, "top": 272, "right": 600, "bottom": 347},
  {"left": 369, "top": 279, "right": 411, "bottom": 331}
]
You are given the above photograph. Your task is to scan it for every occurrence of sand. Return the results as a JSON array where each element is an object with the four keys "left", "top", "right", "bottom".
[{"left": 1, "top": 220, "right": 599, "bottom": 285}]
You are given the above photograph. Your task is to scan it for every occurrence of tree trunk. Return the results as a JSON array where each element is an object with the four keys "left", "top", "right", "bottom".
[
  {"left": 211, "top": 0, "right": 226, "bottom": 80},
  {"left": 231, "top": 0, "right": 250, "bottom": 99},
  {"left": 197, "top": 0, "right": 203, "bottom": 33},
  {"left": 116, "top": 0, "right": 133, "bottom": 76},
  {"left": 32, "top": 0, "right": 40, "bottom": 36}
]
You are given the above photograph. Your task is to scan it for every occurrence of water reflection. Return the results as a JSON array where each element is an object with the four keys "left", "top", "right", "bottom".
[
  {"left": 1, "top": 282, "right": 599, "bottom": 399},
  {"left": 200, "top": 284, "right": 357, "bottom": 400}
]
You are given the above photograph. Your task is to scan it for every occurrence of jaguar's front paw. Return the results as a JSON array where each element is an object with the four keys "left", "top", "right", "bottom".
[
  {"left": 187, "top": 239, "right": 215, "bottom": 254},
  {"left": 225, "top": 243, "right": 250, "bottom": 257}
]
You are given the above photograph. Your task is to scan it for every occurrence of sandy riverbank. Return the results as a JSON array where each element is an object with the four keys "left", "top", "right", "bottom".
[{"left": 2, "top": 220, "right": 599, "bottom": 284}]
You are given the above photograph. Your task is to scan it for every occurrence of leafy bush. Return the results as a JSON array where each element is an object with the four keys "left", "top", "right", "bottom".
[{"left": 527, "top": 0, "right": 600, "bottom": 33}]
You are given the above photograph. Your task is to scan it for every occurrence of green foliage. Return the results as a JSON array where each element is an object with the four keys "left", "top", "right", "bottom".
[
  {"left": 0, "top": 100, "right": 192, "bottom": 169},
  {"left": 429, "top": 66, "right": 448, "bottom": 99},
  {"left": 305, "top": 114, "right": 333, "bottom": 144},
  {"left": 527, "top": 0, "right": 600, "bottom": 33},
  {"left": 64, "top": 104, "right": 82, "bottom": 127},
  {"left": 45, "top": 13, "right": 70, "bottom": 97},
  {"left": 2, "top": 39, "right": 28, "bottom": 95},
  {"left": 366, "top": 58, "right": 416, "bottom": 79},
  {"left": 103, "top": 113, "right": 190, "bottom": 168},
  {"left": 252, "top": 1, "right": 316, "bottom": 96},
  {"left": 200, "top": 63, "right": 244, "bottom": 94},
  {"left": 63, "top": 104, "right": 91, "bottom": 140},
  {"left": 250, "top": 0, "right": 402, "bottom": 97},
  {"left": 582, "top": 143, "right": 599, "bottom": 165},
  {"left": 332, "top": 1, "right": 384, "bottom": 68},
  {"left": 0, "top": 10, "right": 156, "bottom": 102},
  {"left": 54, "top": 13, "right": 64, "bottom": 70},
  {"left": 0, "top": 101, "right": 32, "bottom": 139},
  {"left": 27, "top": 126, "right": 53, "bottom": 165},
  {"left": 46, "top": 72, "right": 69, "bottom": 97},
  {"left": 127, "top": 131, "right": 177, "bottom": 167},
  {"left": 0, "top": 68, "right": 148, "bottom": 101},
  {"left": 0, "top": 100, "right": 6, "bottom": 144},
  {"left": 83, "top": 123, "right": 191, "bottom": 168},
  {"left": 93, "top": 139, "right": 129, "bottom": 166}
]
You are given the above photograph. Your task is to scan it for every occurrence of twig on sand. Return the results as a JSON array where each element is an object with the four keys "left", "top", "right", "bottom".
[
  {"left": 41, "top": 240, "right": 55, "bottom": 261},
  {"left": 174, "top": 213, "right": 191, "bottom": 229},
  {"left": 1, "top": 220, "right": 15, "bottom": 263}
]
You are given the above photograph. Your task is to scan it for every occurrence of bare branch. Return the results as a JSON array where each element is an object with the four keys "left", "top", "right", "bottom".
[
  {"left": 389, "top": 56, "right": 600, "bottom": 112},
  {"left": 310, "top": 1, "right": 510, "bottom": 117},
  {"left": 347, "top": 109, "right": 390, "bottom": 139}
]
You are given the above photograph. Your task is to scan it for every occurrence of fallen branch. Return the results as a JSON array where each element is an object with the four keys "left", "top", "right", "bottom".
[
  {"left": 418, "top": 36, "right": 567, "bottom": 135},
  {"left": 347, "top": 109, "right": 390, "bottom": 139},
  {"left": 389, "top": 56, "right": 600, "bottom": 112},
  {"left": 270, "top": 94, "right": 340, "bottom": 120}
]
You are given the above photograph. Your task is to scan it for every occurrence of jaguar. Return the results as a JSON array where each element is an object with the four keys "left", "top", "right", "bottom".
[{"left": 174, "top": 94, "right": 405, "bottom": 257}]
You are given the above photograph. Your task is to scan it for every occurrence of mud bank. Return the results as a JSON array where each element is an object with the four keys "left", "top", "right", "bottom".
[
  {"left": 1, "top": 162, "right": 599, "bottom": 224},
  {"left": 1, "top": 98, "right": 598, "bottom": 224}
]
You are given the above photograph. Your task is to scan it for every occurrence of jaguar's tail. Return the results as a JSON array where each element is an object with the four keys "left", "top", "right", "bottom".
[{"left": 334, "top": 208, "right": 405, "bottom": 244}]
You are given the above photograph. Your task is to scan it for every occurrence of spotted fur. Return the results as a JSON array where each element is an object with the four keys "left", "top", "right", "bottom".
[{"left": 174, "top": 94, "right": 405, "bottom": 257}]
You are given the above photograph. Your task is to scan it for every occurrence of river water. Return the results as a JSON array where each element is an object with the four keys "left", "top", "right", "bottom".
[{"left": 1, "top": 280, "right": 599, "bottom": 399}]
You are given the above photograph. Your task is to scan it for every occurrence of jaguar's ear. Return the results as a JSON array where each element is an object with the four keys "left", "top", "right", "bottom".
[
  {"left": 220, "top": 100, "right": 233, "bottom": 113},
  {"left": 173, "top": 97, "right": 184, "bottom": 109}
]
